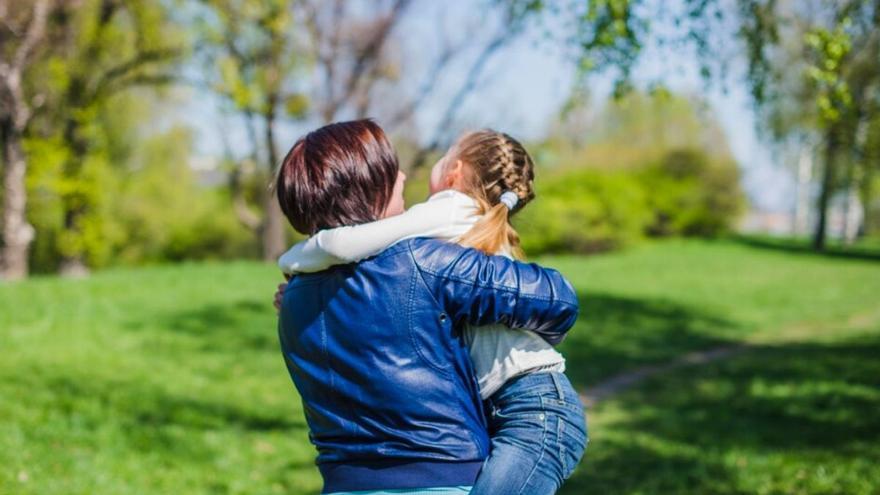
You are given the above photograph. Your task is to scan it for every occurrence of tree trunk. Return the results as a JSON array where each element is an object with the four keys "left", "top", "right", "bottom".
[
  {"left": 261, "top": 111, "right": 286, "bottom": 261},
  {"left": 861, "top": 155, "right": 875, "bottom": 236},
  {"left": 0, "top": 0, "right": 50, "bottom": 280},
  {"left": 1, "top": 119, "right": 35, "bottom": 280},
  {"left": 59, "top": 119, "right": 91, "bottom": 277},
  {"left": 793, "top": 144, "right": 812, "bottom": 236},
  {"left": 58, "top": 207, "right": 90, "bottom": 278},
  {"left": 813, "top": 128, "right": 839, "bottom": 251}
]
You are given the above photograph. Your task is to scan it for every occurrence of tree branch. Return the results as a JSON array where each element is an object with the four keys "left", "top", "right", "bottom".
[
  {"left": 323, "top": 0, "right": 412, "bottom": 121},
  {"left": 386, "top": 34, "right": 459, "bottom": 130},
  {"left": 12, "top": 0, "right": 50, "bottom": 73},
  {"left": 91, "top": 48, "right": 180, "bottom": 99},
  {"left": 318, "top": 0, "right": 345, "bottom": 122},
  {"left": 410, "top": 28, "right": 515, "bottom": 168}
]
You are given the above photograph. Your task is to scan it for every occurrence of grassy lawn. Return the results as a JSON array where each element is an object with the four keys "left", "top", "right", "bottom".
[{"left": 2, "top": 239, "right": 879, "bottom": 494}]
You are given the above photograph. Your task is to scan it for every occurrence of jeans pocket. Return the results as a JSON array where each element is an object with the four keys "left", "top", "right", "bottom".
[{"left": 491, "top": 395, "right": 546, "bottom": 420}]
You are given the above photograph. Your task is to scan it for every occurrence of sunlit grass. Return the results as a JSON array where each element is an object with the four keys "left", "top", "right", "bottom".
[{"left": 2, "top": 240, "right": 879, "bottom": 494}]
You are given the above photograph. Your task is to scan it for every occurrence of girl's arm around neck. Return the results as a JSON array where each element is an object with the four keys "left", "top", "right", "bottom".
[{"left": 278, "top": 190, "right": 479, "bottom": 274}]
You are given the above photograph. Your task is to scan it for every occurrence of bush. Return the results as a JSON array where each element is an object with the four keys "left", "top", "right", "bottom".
[
  {"left": 114, "top": 132, "right": 257, "bottom": 264},
  {"left": 639, "top": 149, "right": 745, "bottom": 237},
  {"left": 514, "top": 148, "right": 745, "bottom": 256},
  {"left": 516, "top": 168, "right": 651, "bottom": 255}
]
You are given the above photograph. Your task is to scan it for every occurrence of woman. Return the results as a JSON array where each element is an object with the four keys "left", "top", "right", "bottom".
[
  {"left": 278, "top": 129, "right": 588, "bottom": 494},
  {"left": 274, "top": 119, "right": 580, "bottom": 494}
]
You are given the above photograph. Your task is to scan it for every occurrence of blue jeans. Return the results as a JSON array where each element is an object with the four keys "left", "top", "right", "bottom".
[{"left": 470, "top": 371, "right": 588, "bottom": 495}]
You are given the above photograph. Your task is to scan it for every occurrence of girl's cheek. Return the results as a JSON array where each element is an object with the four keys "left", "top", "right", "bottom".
[{"left": 429, "top": 165, "right": 444, "bottom": 194}]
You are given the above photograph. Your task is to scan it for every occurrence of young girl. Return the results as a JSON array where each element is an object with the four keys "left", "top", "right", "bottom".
[{"left": 278, "top": 130, "right": 587, "bottom": 494}]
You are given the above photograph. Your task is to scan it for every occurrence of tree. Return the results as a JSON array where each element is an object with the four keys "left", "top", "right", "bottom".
[
  {"left": 35, "top": 0, "right": 182, "bottom": 275},
  {"left": 543, "top": 0, "right": 880, "bottom": 250},
  {"left": 737, "top": 0, "right": 880, "bottom": 249},
  {"left": 0, "top": 0, "right": 51, "bottom": 280},
  {"left": 300, "top": 0, "right": 413, "bottom": 124},
  {"left": 295, "top": 0, "right": 552, "bottom": 169},
  {"left": 197, "top": 0, "right": 533, "bottom": 257},
  {"left": 196, "top": 0, "right": 313, "bottom": 260}
]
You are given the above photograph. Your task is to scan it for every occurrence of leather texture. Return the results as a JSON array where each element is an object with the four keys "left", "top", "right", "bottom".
[{"left": 277, "top": 237, "right": 579, "bottom": 469}]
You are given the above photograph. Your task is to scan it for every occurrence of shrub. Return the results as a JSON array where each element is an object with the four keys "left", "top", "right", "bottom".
[
  {"left": 516, "top": 168, "right": 651, "bottom": 255},
  {"left": 514, "top": 148, "right": 745, "bottom": 256},
  {"left": 639, "top": 149, "right": 745, "bottom": 237}
]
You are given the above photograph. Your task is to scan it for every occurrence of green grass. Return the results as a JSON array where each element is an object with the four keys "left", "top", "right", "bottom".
[
  {"left": 565, "top": 335, "right": 880, "bottom": 494},
  {"left": 1, "top": 261, "right": 320, "bottom": 494},
  {"left": 2, "top": 239, "right": 879, "bottom": 494}
]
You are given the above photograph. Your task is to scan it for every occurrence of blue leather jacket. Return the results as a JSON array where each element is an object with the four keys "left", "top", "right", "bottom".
[{"left": 278, "top": 238, "right": 579, "bottom": 493}]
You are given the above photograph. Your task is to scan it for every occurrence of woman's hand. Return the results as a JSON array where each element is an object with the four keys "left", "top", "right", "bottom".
[{"left": 274, "top": 282, "right": 287, "bottom": 313}]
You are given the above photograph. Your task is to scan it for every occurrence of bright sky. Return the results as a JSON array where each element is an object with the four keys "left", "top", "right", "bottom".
[{"left": 173, "top": 1, "right": 796, "bottom": 213}]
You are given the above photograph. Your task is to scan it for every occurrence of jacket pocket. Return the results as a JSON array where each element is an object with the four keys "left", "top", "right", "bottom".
[{"left": 406, "top": 268, "right": 453, "bottom": 377}]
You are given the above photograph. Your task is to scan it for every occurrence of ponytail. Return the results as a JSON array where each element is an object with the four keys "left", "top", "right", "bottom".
[{"left": 458, "top": 198, "right": 525, "bottom": 259}]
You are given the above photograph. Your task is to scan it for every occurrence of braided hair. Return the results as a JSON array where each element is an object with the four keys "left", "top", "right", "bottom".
[{"left": 452, "top": 130, "right": 536, "bottom": 258}]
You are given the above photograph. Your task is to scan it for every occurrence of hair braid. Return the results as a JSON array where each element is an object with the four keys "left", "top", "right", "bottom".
[{"left": 450, "top": 130, "right": 536, "bottom": 258}]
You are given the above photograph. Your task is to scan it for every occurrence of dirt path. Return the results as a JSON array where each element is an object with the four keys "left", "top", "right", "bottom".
[
  {"left": 578, "top": 307, "right": 880, "bottom": 407},
  {"left": 579, "top": 345, "right": 750, "bottom": 407}
]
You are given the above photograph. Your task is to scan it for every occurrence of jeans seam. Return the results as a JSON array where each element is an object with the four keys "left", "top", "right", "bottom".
[
  {"left": 558, "top": 414, "right": 569, "bottom": 478},
  {"left": 515, "top": 410, "right": 549, "bottom": 495},
  {"left": 550, "top": 372, "right": 565, "bottom": 400}
]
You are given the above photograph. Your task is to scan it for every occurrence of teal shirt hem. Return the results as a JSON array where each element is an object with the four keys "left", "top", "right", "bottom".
[{"left": 326, "top": 486, "right": 472, "bottom": 495}]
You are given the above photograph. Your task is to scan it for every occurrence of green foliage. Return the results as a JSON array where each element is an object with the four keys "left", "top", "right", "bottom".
[
  {"left": 22, "top": 132, "right": 127, "bottom": 271},
  {"left": 196, "top": 0, "right": 305, "bottom": 121},
  {"left": 18, "top": 0, "right": 184, "bottom": 270},
  {"left": 805, "top": 20, "right": 854, "bottom": 126},
  {"left": 548, "top": 90, "right": 732, "bottom": 169},
  {"left": 23, "top": 137, "right": 67, "bottom": 273},
  {"left": 517, "top": 167, "right": 650, "bottom": 254},
  {"left": 23, "top": 115, "right": 257, "bottom": 272},
  {"left": 553, "top": 0, "right": 877, "bottom": 249},
  {"left": 515, "top": 149, "right": 744, "bottom": 255},
  {"left": 114, "top": 127, "right": 257, "bottom": 264},
  {"left": 639, "top": 149, "right": 745, "bottom": 237},
  {"left": 516, "top": 91, "right": 743, "bottom": 255}
]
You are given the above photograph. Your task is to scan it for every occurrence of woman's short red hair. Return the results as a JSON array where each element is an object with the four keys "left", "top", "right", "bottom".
[{"left": 276, "top": 119, "right": 399, "bottom": 235}]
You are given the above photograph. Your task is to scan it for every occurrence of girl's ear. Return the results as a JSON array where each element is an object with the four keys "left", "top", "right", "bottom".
[{"left": 445, "top": 159, "right": 466, "bottom": 187}]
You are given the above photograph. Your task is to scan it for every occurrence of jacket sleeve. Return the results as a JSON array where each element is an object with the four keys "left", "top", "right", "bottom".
[
  {"left": 277, "top": 191, "right": 479, "bottom": 274},
  {"left": 409, "top": 239, "right": 579, "bottom": 346}
]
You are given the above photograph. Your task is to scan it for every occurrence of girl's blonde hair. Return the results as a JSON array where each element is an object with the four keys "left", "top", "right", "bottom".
[{"left": 452, "top": 130, "right": 536, "bottom": 259}]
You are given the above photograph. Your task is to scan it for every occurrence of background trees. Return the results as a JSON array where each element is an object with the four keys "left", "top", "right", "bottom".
[
  {"left": 194, "top": 0, "right": 307, "bottom": 261},
  {"left": 2, "top": 0, "right": 183, "bottom": 278},
  {"left": 1, "top": 0, "right": 878, "bottom": 279}
]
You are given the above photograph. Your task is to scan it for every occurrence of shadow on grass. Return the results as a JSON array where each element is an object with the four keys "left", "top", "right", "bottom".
[
  {"left": 560, "top": 292, "right": 739, "bottom": 389},
  {"left": 42, "top": 372, "right": 306, "bottom": 434},
  {"left": 561, "top": 334, "right": 880, "bottom": 494},
  {"left": 128, "top": 299, "right": 278, "bottom": 352},
  {"left": 733, "top": 235, "right": 880, "bottom": 262},
  {"left": 34, "top": 372, "right": 306, "bottom": 455},
  {"left": 12, "top": 367, "right": 318, "bottom": 488}
]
